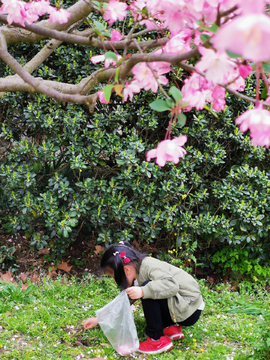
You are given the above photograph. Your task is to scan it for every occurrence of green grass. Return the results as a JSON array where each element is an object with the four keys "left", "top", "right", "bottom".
[{"left": 0, "top": 275, "right": 269, "bottom": 360}]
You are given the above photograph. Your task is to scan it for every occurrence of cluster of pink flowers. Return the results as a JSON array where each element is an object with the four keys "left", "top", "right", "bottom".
[
  {"left": 179, "top": 46, "right": 249, "bottom": 113},
  {"left": 195, "top": 47, "right": 236, "bottom": 85},
  {"left": 94, "top": 0, "right": 270, "bottom": 165},
  {"left": 0, "top": 0, "right": 70, "bottom": 27},
  {"left": 132, "top": 61, "right": 170, "bottom": 93},
  {"left": 118, "top": 61, "right": 171, "bottom": 102},
  {"left": 236, "top": 104, "right": 270, "bottom": 147},
  {"left": 213, "top": 13, "right": 270, "bottom": 63},
  {"left": 180, "top": 73, "right": 228, "bottom": 113},
  {"left": 103, "top": 0, "right": 265, "bottom": 35},
  {"left": 146, "top": 136, "right": 187, "bottom": 167},
  {"left": 103, "top": 0, "right": 128, "bottom": 25}
]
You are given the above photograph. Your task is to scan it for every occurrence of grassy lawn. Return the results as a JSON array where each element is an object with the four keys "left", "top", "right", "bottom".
[{"left": 0, "top": 274, "right": 269, "bottom": 360}]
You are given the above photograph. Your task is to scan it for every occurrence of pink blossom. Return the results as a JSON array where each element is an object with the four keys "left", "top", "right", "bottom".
[
  {"left": 90, "top": 54, "right": 122, "bottom": 68},
  {"left": 146, "top": 136, "right": 187, "bottom": 167},
  {"left": 181, "top": 72, "right": 230, "bottom": 111},
  {"left": 235, "top": 103, "right": 270, "bottom": 147},
  {"left": 152, "top": 60, "right": 171, "bottom": 73},
  {"left": 97, "top": 91, "right": 110, "bottom": 104},
  {"left": 123, "top": 81, "right": 140, "bottom": 102},
  {"left": 164, "top": 32, "right": 191, "bottom": 54},
  {"left": 140, "top": 19, "right": 157, "bottom": 30},
  {"left": 48, "top": 7, "right": 71, "bottom": 24},
  {"left": 24, "top": 0, "right": 51, "bottom": 24},
  {"left": 0, "top": 0, "right": 71, "bottom": 26},
  {"left": 103, "top": 0, "right": 128, "bottom": 25},
  {"left": 130, "top": 0, "right": 146, "bottom": 20},
  {"left": 91, "top": 55, "right": 106, "bottom": 64},
  {"left": 212, "top": 98, "right": 226, "bottom": 112},
  {"left": 111, "top": 29, "right": 123, "bottom": 42},
  {"left": 0, "top": 0, "right": 28, "bottom": 26},
  {"left": 145, "top": 0, "right": 220, "bottom": 34},
  {"left": 237, "top": 0, "right": 265, "bottom": 15},
  {"left": 238, "top": 64, "right": 252, "bottom": 79},
  {"left": 193, "top": 30, "right": 203, "bottom": 46},
  {"left": 249, "top": 130, "right": 270, "bottom": 147},
  {"left": 181, "top": 73, "right": 209, "bottom": 110},
  {"left": 130, "top": 0, "right": 156, "bottom": 29},
  {"left": 183, "top": 91, "right": 207, "bottom": 111},
  {"left": 132, "top": 62, "right": 170, "bottom": 93},
  {"left": 145, "top": 1, "right": 187, "bottom": 34},
  {"left": 132, "top": 62, "right": 153, "bottom": 87},
  {"left": 213, "top": 14, "right": 270, "bottom": 62},
  {"left": 162, "top": 5, "right": 197, "bottom": 35},
  {"left": 226, "top": 72, "right": 245, "bottom": 91},
  {"left": 25, "top": 0, "right": 52, "bottom": 17},
  {"left": 196, "top": 47, "right": 236, "bottom": 84},
  {"left": 192, "top": 0, "right": 219, "bottom": 13},
  {"left": 191, "top": 0, "right": 219, "bottom": 23},
  {"left": 212, "top": 86, "right": 226, "bottom": 112}
]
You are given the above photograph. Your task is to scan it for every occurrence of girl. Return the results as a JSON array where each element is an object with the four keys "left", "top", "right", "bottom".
[{"left": 83, "top": 241, "right": 204, "bottom": 355}]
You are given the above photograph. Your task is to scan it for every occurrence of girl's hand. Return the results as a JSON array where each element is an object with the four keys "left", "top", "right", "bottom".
[
  {"left": 126, "top": 286, "right": 144, "bottom": 299},
  {"left": 83, "top": 317, "right": 98, "bottom": 329}
]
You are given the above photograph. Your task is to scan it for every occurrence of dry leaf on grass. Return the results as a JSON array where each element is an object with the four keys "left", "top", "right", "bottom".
[
  {"left": 99, "top": 343, "right": 110, "bottom": 347},
  {"left": 0, "top": 272, "right": 32, "bottom": 290},
  {"left": 48, "top": 270, "right": 57, "bottom": 279},
  {"left": 37, "top": 248, "right": 50, "bottom": 255},
  {"left": 18, "top": 273, "right": 28, "bottom": 282},
  {"left": 57, "top": 262, "right": 72, "bottom": 272},
  {"left": 0, "top": 271, "right": 14, "bottom": 283},
  {"left": 73, "top": 341, "right": 83, "bottom": 346},
  {"left": 30, "top": 274, "right": 41, "bottom": 283},
  {"left": 94, "top": 245, "right": 104, "bottom": 256},
  {"left": 21, "top": 283, "right": 29, "bottom": 290}
]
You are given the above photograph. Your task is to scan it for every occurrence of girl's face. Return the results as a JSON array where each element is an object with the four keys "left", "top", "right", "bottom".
[
  {"left": 104, "top": 265, "right": 137, "bottom": 287},
  {"left": 104, "top": 266, "right": 114, "bottom": 279}
]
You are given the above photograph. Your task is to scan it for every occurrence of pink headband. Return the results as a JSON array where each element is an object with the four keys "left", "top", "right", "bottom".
[{"left": 113, "top": 251, "right": 130, "bottom": 264}]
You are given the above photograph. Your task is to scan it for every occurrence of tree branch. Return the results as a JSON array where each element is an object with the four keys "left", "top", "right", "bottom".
[
  {"left": 119, "top": 47, "right": 200, "bottom": 80},
  {"left": 0, "top": 64, "right": 115, "bottom": 96},
  {"left": 0, "top": 15, "right": 167, "bottom": 50},
  {"left": 25, "top": 38, "right": 63, "bottom": 74},
  {"left": 0, "top": 22, "right": 89, "bottom": 97},
  {"left": 0, "top": 33, "right": 100, "bottom": 105}
]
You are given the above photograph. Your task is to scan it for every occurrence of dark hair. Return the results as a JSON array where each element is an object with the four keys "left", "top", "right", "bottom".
[{"left": 100, "top": 241, "right": 147, "bottom": 289}]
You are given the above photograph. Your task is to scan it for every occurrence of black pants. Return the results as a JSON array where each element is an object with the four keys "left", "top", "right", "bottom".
[{"left": 141, "top": 281, "right": 202, "bottom": 340}]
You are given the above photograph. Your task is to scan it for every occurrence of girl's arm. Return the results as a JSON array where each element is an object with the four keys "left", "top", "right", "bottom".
[{"left": 83, "top": 317, "right": 98, "bottom": 329}]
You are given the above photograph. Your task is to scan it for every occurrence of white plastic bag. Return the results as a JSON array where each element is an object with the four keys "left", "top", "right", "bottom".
[{"left": 96, "top": 290, "right": 139, "bottom": 355}]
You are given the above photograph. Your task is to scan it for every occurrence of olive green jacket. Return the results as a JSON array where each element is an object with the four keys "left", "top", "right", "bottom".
[{"left": 136, "top": 257, "right": 203, "bottom": 323}]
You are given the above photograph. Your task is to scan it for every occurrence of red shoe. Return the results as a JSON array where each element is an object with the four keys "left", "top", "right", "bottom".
[
  {"left": 138, "top": 335, "right": 173, "bottom": 354},
  {"left": 163, "top": 325, "right": 184, "bottom": 340}
]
